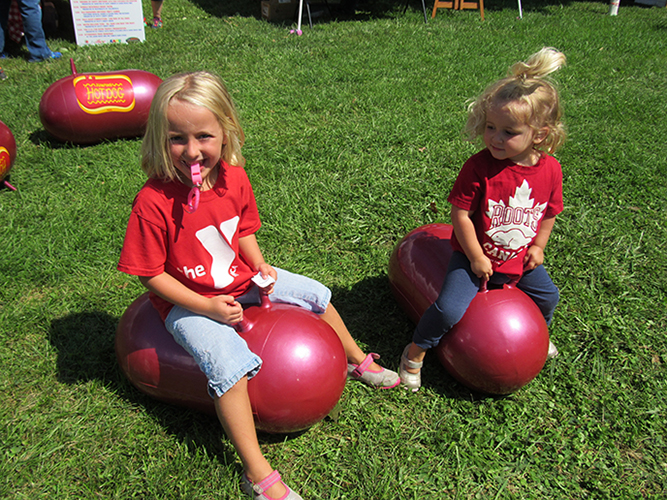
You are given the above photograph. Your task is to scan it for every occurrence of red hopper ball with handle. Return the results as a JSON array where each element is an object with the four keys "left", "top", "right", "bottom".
[
  {"left": 388, "top": 223, "right": 549, "bottom": 395},
  {"left": 116, "top": 292, "right": 347, "bottom": 433}
]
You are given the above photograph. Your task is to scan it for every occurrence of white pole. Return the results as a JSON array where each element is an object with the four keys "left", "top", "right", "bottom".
[
  {"left": 518, "top": 0, "right": 523, "bottom": 18},
  {"left": 296, "top": 0, "right": 304, "bottom": 34}
]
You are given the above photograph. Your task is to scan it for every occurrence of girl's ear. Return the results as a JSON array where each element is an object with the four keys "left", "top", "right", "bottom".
[{"left": 533, "top": 126, "right": 549, "bottom": 145}]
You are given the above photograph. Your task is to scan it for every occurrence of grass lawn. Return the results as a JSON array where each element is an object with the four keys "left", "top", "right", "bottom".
[{"left": 1, "top": 0, "right": 666, "bottom": 498}]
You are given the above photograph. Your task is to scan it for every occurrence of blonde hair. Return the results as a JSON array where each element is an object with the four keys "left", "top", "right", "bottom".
[
  {"left": 141, "top": 71, "right": 245, "bottom": 180},
  {"left": 465, "top": 47, "right": 566, "bottom": 154}
]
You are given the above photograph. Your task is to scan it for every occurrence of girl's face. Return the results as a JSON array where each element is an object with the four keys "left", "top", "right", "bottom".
[
  {"left": 167, "top": 99, "right": 226, "bottom": 190},
  {"left": 483, "top": 102, "right": 547, "bottom": 166}
]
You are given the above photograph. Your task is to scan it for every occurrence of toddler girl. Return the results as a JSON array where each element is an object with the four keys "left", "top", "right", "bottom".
[
  {"left": 400, "top": 48, "right": 566, "bottom": 392},
  {"left": 118, "top": 71, "right": 399, "bottom": 499}
]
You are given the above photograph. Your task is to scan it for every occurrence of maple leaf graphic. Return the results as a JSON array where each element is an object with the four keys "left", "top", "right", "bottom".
[{"left": 485, "top": 180, "right": 546, "bottom": 251}]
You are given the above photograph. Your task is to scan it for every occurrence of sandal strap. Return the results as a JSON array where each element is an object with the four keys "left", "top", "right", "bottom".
[
  {"left": 254, "top": 470, "right": 282, "bottom": 494},
  {"left": 401, "top": 346, "right": 423, "bottom": 369},
  {"left": 351, "top": 353, "right": 380, "bottom": 378}
]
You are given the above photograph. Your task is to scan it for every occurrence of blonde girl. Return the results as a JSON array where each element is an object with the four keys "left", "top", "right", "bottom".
[
  {"left": 119, "top": 71, "right": 399, "bottom": 499},
  {"left": 400, "top": 48, "right": 566, "bottom": 391}
]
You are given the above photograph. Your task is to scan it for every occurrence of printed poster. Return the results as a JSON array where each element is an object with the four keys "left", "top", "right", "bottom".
[{"left": 70, "top": 0, "right": 146, "bottom": 46}]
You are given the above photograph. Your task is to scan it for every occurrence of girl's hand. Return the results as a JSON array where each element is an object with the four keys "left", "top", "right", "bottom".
[
  {"left": 470, "top": 255, "right": 493, "bottom": 281},
  {"left": 524, "top": 245, "right": 544, "bottom": 271},
  {"left": 206, "top": 294, "right": 244, "bottom": 325},
  {"left": 257, "top": 263, "right": 277, "bottom": 294}
]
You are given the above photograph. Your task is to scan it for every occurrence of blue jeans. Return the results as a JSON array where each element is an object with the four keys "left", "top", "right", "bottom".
[
  {"left": 413, "top": 251, "right": 560, "bottom": 349},
  {"left": 165, "top": 268, "right": 332, "bottom": 398},
  {"left": 0, "top": 0, "right": 53, "bottom": 61}
]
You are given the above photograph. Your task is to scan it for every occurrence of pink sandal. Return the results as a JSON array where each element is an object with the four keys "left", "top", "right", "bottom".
[
  {"left": 347, "top": 353, "right": 400, "bottom": 389},
  {"left": 241, "top": 470, "right": 303, "bottom": 500}
]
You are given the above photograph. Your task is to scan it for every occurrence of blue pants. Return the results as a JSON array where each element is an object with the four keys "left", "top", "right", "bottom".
[
  {"left": 0, "top": 0, "right": 53, "bottom": 61},
  {"left": 413, "top": 251, "right": 559, "bottom": 349}
]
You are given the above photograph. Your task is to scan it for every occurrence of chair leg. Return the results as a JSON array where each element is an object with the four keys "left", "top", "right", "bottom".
[
  {"left": 305, "top": 0, "right": 313, "bottom": 28},
  {"left": 432, "top": 0, "right": 455, "bottom": 18}
]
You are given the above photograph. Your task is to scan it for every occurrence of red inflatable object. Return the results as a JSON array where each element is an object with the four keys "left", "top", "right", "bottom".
[
  {"left": 0, "top": 119, "right": 17, "bottom": 190},
  {"left": 116, "top": 293, "right": 347, "bottom": 433},
  {"left": 388, "top": 223, "right": 454, "bottom": 323},
  {"left": 39, "top": 60, "right": 162, "bottom": 144},
  {"left": 388, "top": 223, "right": 549, "bottom": 394}
]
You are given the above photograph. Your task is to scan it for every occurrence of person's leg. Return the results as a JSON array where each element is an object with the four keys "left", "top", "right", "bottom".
[
  {"left": 516, "top": 264, "right": 560, "bottom": 357},
  {"left": 166, "top": 306, "right": 301, "bottom": 498},
  {"left": 215, "top": 377, "right": 287, "bottom": 499},
  {"left": 515, "top": 265, "right": 559, "bottom": 326},
  {"left": 411, "top": 251, "right": 481, "bottom": 352},
  {"left": 400, "top": 252, "right": 480, "bottom": 390},
  {"left": 266, "top": 268, "right": 372, "bottom": 365},
  {"left": 150, "top": 0, "right": 163, "bottom": 27},
  {"left": 265, "top": 267, "right": 398, "bottom": 387},
  {"left": 18, "top": 0, "right": 55, "bottom": 61},
  {"left": 0, "top": 1, "right": 10, "bottom": 55}
]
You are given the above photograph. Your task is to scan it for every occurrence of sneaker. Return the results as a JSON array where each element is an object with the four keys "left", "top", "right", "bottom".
[
  {"left": 151, "top": 16, "right": 162, "bottom": 28},
  {"left": 241, "top": 471, "right": 303, "bottom": 500},
  {"left": 0, "top": 68, "right": 6, "bottom": 80},
  {"left": 29, "top": 51, "right": 61, "bottom": 62},
  {"left": 347, "top": 353, "right": 400, "bottom": 389}
]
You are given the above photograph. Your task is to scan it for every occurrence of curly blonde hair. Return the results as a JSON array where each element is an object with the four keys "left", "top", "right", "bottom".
[
  {"left": 465, "top": 47, "right": 566, "bottom": 154},
  {"left": 141, "top": 71, "right": 245, "bottom": 181}
]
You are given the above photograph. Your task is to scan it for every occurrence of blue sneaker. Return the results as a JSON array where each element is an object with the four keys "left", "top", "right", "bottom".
[{"left": 29, "top": 51, "right": 61, "bottom": 62}]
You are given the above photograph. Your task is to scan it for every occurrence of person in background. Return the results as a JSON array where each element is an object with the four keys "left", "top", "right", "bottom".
[
  {"left": 0, "top": 0, "right": 61, "bottom": 61},
  {"left": 149, "top": 0, "right": 163, "bottom": 28}
]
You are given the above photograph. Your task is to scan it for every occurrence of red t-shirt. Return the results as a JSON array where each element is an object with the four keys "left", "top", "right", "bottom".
[
  {"left": 118, "top": 161, "right": 262, "bottom": 320},
  {"left": 447, "top": 149, "right": 563, "bottom": 277}
]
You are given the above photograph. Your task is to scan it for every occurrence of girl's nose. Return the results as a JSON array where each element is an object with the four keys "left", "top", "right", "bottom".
[{"left": 185, "top": 140, "right": 199, "bottom": 159}]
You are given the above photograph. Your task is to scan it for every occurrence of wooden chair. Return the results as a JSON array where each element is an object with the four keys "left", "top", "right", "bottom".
[{"left": 432, "top": 0, "right": 484, "bottom": 20}]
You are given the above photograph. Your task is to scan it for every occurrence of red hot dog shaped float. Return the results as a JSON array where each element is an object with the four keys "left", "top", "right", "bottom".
[
  {"left": 39, "top": 60, "right": 162, "bottom": 144},
  {"left": 116, "top": 291, "right": 348, "bottom": 434},
  {"left": 0, "top": 119, "right": 17, "bottom": 190},
  {"left": 388, "top": 223, "right": 550, "bottom": 395}
]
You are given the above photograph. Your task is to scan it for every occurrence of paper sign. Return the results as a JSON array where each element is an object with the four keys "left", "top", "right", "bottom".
[{"left": 70, "top": 0, "right": 146, "bottom": 46}]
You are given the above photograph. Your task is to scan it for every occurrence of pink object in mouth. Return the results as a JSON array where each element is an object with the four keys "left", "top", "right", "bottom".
[{"left": 185, "top": 163, "right": 202, "bottom": 213}]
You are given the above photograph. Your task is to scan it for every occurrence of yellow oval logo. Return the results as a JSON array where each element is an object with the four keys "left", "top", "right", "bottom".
[{"left": 73, "top": 74, "right": 136, "bottom": 114}]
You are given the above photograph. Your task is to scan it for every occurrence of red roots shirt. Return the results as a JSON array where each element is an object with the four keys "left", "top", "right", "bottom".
[
  {"left": 118, "top": 161, "right": 262, "bottom": 320},
  {"left": 447, "top": 149, "right": 563, "bottom": 277}
]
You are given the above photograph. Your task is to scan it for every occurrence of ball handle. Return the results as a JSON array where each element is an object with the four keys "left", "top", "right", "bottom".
[
  {"left": 234, "top": 286, "right": 272, "bottom": 333},
  {"left": 479, "top": 277, "right": 520, "bottom": 293}
]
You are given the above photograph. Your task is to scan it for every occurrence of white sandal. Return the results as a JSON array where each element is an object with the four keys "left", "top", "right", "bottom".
[{"left": 399, "top": 344, "right": 422, "bottom": 392}]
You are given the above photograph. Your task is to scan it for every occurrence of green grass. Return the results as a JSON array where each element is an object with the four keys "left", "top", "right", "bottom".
[{"left": 1, "top": 0, "right": 666, "bottom": 498}]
